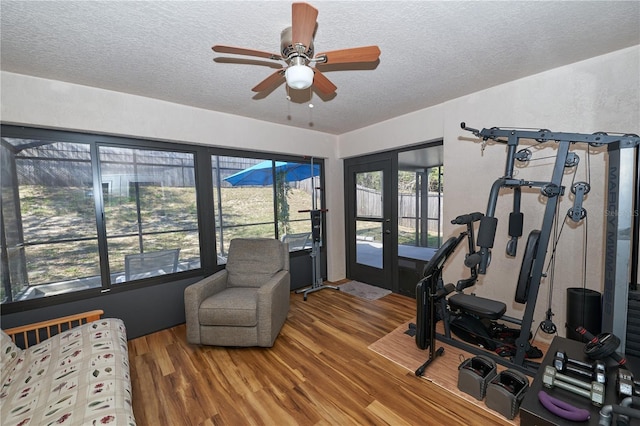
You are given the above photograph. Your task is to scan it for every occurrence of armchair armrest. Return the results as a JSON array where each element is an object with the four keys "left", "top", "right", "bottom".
[
  {"left": 256, "top": 270, "right": 290, "bottom": 346},
  {"left": 184, "top": 269, "right": 228, "bottom": 344}
]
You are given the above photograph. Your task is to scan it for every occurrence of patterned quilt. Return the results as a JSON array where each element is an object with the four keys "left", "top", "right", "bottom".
[{"left": 1, "top": 318, "right": 136, "bottom": 426}]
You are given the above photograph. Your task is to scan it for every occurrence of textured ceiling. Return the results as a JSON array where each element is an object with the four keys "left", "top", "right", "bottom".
[{"left": 1, "top": 1, "right": 639, "bottom": 135}]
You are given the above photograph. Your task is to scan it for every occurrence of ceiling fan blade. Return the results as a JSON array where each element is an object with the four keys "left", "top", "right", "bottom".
[
  {"left": 252, "top": 70, "right": 286, "bottom": 92},
  {"left": 212, "top": 45, "right": 282, "bottom": 61},
  {"left": 291, "top": 2, "right": 318, "bottom": 48},
  {"left": 214, "top": 57, "right": 283, "bottom": 70},
  {"left": 316, "top": 46, "right": 381, "bottom": 64},
  {"left": 312, "top": 69, "right": 337, "bottom": 95}
]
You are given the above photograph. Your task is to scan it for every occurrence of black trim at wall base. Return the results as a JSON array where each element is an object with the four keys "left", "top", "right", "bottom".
[
  {"left": 1, "top": 276, "right": 201, "bottom": 340},
  {"left": 1, "top": 253, "right": 320, "bottom": 339}
]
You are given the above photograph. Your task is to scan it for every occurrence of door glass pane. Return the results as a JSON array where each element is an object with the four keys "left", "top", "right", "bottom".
[
  {"left": 100, "top": 146, "right": 199, "bottom": 283},
  {"left": 356, "top": 220, "right": 383, "bottom": 268},
  {"left": 427, "top": 165, "right": 443, "bottom": 247},
  {"left": 356, "top": 171, "right": 383, "bottom": 218},
  {"left": 398, "top": 169, "right": 421, "bottom": 246},
  {"left": 2, "top": 139, "right": 100, "bottom": 302},
  {"left": 397, "top": 144, "right": 444, "bottom": 263}
]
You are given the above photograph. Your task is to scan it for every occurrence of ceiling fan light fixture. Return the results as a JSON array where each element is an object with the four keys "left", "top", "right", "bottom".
[{"left": 285, "top": 64, "right": 314, "bottom": 90}]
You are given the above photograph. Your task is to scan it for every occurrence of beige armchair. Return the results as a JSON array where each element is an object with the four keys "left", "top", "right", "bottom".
[{"left": 184, "top": 238, "right": 290, "bottom": 347}]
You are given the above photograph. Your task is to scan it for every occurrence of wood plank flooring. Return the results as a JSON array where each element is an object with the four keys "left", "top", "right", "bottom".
[{"left": 128, "top": 286, "right": 514, "bottom": 425}]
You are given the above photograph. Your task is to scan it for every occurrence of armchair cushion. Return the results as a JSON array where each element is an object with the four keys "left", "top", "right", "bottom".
[
  {"left": 226, "top": 238, "right": 285, "bottom": 288},
  {"left": 199, "top": 287, "right": 258, "bottom": 327}
]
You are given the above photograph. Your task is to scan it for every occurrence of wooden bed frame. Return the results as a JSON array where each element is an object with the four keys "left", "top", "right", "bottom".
[{"left": 4, "top": 309, "right": 104, "bottom": 348}]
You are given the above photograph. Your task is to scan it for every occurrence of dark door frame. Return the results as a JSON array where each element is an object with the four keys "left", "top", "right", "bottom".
[
  {"left": 344, "top": 140, "right": 445, "bottom": 295},
  {"left": 344, "top": 153, "right": 397, "bottom": 291}
]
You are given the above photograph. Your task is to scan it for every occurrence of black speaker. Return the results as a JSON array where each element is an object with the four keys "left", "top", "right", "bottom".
[{"left": 566, "top": 288, "right": 601, "bottom": 341}]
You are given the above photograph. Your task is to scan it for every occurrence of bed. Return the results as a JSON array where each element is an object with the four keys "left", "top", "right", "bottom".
[{"left": 1, "top": 310, "right": 136, "bottom": 426}]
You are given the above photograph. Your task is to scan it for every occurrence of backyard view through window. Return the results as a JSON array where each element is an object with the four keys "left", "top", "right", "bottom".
[
  {"left": 398, "top": 165, "right": 443, "bottom": 248},
  {"left": 1, "top": 139, "right": 100, "bottom": 301},
  {"left": 355, "top": 170, "right": 384, "bottom": 268},
  {"left": 1, "top": 126, "right": 325, "bottom": 308},
  {"left": 354, "top": 163, "right": 443, "bottom": 269},
  {"left": 1, "top": 137, "right": 200, "bottom": 303},
  {"left": 100, "top": 146, "right": 199, "bottom": 284},
  {"left": 212, "top": 156, "right": 320, "bottom": 263}
]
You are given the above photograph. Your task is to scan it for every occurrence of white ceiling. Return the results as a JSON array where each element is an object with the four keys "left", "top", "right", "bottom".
[{"left": 1, "top": 1, "right": 639, "bottom": 135}]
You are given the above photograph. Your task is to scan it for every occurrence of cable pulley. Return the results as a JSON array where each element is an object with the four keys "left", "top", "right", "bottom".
[
  {"left": 567, "top": 207, "right": 587, "bottom": 221},
  {"left": 540, "top": 319, "right": 557, "bottom": 334},
  {"left": 564, "top": 152, "right": 580, "bottom": 168},
  {"left": 536, "top": 129, "right": 551, "bottom": 143},
  {"left": 515, "top": 148, "right": 532, "bottom": 163},
  {"left": 541, "top": 183, "right": 562, "bottom": 198},
  {"left": 589, "top": 132, "right": 608, "bottom": 148},
  {"left": 567, "top": 181, "right": 590, "bottom": 222},
  {"left": 571, "top": 181, "right": 590, "bottom": 195}
]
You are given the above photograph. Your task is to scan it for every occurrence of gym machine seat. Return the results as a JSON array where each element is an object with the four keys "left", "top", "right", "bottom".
[
  {"left": 449, "top": 229, "right": 541, "bottom": 322},
  {"left": 448, "top": 294, "right": 506, "bottom": 320}
]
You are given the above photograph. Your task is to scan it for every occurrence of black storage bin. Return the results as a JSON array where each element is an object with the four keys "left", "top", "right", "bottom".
[{"left": 566, "top": 287, "right": 601, "bottom": 341}]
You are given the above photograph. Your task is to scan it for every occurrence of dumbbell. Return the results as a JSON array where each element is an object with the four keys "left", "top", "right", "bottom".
[
  {"left": 553, "top": 351, "right": 606, "bottom": 384},
  {"left": 542, "top": 365, "right": 605, "bottom": 406},
  {"left": 617, "top": 368, "right": 640, "bottom": 398}
]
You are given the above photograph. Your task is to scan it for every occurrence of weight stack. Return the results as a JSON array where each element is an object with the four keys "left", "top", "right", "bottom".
[
  {"left": 626, "top": 290, "right": 640, "bottom": 357},
  {"left": 566, "top": 288, "right": 602, "bottom": 341}
]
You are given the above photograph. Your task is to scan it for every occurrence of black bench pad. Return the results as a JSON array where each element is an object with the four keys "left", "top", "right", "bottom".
[{"left": 448, "top": 293, "right": 506, "bottom": 320}]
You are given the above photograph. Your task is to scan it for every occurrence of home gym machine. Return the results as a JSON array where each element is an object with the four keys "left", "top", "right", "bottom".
[
  {"left": 415, "top": 123, "right": 640, "bottom": 376},
  {"left": 295, "top": 158, "right": 339, "bottom": 300}
]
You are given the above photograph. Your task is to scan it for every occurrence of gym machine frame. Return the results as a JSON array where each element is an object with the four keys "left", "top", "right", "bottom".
[
  {"left": 295, "top": 158, "right": 339, "bottom": 300},
  {"left": 424, "top": 123, "right": 639, "bottom": 375},
  {"left": 603, "top": 139, "right": 639, "bottom": 353}
]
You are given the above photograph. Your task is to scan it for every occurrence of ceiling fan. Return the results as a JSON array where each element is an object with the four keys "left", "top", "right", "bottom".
[{"left": 212, "top": 2, "right": 381, "bottom": 96}]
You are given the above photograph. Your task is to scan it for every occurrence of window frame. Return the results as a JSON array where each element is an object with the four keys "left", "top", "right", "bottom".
[
  {"left": 211, "top": 155, "right": 321, "bottom": 264},
  {"left": 1, "top": 125, "right": 325, "bottom": 314}
]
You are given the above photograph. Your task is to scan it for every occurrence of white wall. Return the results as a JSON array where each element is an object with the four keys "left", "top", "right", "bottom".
[
  {"left": 0, "top": 72, "right": 336, "bottom": 154},
  {"left": 338, "top": 45, "right": 639, "bottom": 338},
  {"left": 0, "top": 71, "right": 346, "bottom": 281},
  {"left": 2, "top": 46, "right": 638, "bottom": 337}
]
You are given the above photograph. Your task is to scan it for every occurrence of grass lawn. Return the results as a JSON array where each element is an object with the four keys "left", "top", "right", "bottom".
[{"left": 12, "top": 185, "right": 315, "bottom": 289}]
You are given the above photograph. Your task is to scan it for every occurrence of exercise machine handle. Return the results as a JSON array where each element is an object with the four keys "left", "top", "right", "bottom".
[
  {"left": 464, "top": 253, "right": 482, "bottom": 268},
  {"left": 451, "top": 212, "right": 483, "bottom": 225}
]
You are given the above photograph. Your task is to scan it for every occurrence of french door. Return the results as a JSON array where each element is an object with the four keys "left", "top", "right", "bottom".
[{"left": 345, "top": 157, "right": 394, "bottom": 289}]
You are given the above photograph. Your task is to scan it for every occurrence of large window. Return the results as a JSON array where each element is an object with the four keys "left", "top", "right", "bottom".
[
  {"left": 1, "top": 139, "right": 100, "bottom": 301},
  {"left": 1, "top": 126, "right": 324, "bottom": 309},
  {"left": 99, "top": 146, "right": 199, "bottom": 284},
  {"left": 0, "top": 136, "right": 201, "bottom": 303},
  {"left": 212, "top": 156, "right": 321, "bottom": 263}
]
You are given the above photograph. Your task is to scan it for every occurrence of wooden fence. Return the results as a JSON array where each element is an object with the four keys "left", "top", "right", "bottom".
[{"left": 357, "top": 186, "right": 442, "bottom": 234}]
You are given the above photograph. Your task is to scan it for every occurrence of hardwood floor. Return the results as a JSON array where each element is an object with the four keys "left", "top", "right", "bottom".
[{"left": 128, "top": 286, "right": 512, "bottom": 425}]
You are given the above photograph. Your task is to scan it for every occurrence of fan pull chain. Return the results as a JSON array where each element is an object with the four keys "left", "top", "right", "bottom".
[
  {"left": 308, "top": 87, "right": 314, "bottom": 126},
  {"left": 285, "top": 86, "right": 292, "bottom": 120}
]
